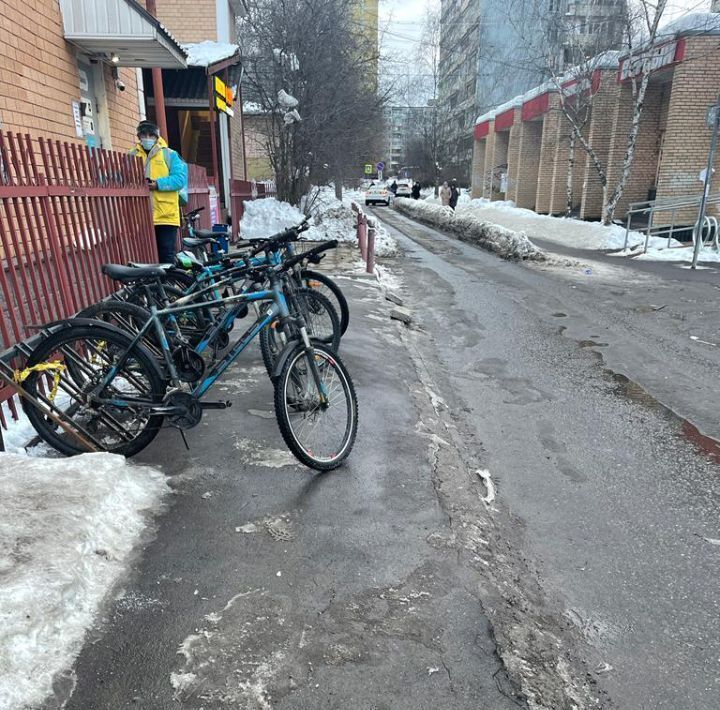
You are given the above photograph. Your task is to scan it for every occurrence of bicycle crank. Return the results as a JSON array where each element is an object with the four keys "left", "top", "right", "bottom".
[{"left": 163, "top": 391, "right": 203, "bottom": 429}]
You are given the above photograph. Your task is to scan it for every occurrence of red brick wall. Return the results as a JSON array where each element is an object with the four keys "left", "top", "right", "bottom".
[
  {"left": 536, "top": 97, "right": 562, "bottom": 213},
  {"left": 580, "top": 72, "right": 618, "bottom": 219},
  {"left": 482, "top": 127, "right": 496, "bottom": 198},
  {"left": 0, "top": 0, "right": 140, "bottom": 149},
  {"left": 505, "top": 110, "right": 522, "bottom": 203}
]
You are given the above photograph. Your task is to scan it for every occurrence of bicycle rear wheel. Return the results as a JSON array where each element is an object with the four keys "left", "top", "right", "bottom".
[
  {"left": 21, "top": 323, "right": 166, "bottom": 456},
  {"left": 301, "top": 269, "right": 350, "bottom": 335},
  {"left": 274, "top": 342, "right": 358, "bottom": 470}
]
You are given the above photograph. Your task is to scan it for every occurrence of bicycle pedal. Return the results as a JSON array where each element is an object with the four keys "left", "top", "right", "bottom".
[{"left": 200, "top": 400, "right": 233, "bottom": 410}]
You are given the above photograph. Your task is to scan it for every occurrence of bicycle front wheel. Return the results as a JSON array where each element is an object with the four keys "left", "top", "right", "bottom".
[{"left": 274, "top": 342, "right": 358, "bottom": 470}]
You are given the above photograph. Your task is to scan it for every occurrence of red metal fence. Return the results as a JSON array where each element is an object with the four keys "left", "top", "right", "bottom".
[
  {"left": 0, "top": 130, "right": 158, "bottom": 421},
  {"left": 230, "top": 178, "right": 277, "bottom": 241},
  {"left": 187, "top": 163, "right": 213, "bottom": 230}
]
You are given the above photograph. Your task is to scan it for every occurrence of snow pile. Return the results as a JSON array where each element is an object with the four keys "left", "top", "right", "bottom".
[
  {"left": 394, "top": 198, "right": 545, "bottom": 261},
  {"left": 0, "top": 453, "right": 168, "bottom": 709},
  {"left": 1, "top": 400, "right": 42, "bottom": 454},
  {"left": 455, "top": 199, "right": 672, "bottom": 251},
  {"left": 183, "top": 41, "right": 238, "bottom": 67},
  {"left": 239, "top": 192, "right": 399, "bottom": 256},
  {"left": 239, "top": 199, "right": 305, "bottom": 240}
]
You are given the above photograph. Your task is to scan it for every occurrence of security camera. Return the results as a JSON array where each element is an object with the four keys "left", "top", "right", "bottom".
[{"left": 111, "top": 66, "right": 125, "bottom": 91}]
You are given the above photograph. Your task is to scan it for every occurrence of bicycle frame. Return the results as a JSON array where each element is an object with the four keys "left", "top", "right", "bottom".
[{"left": 93, "top": 275, "right": 294, "bottom": 409}]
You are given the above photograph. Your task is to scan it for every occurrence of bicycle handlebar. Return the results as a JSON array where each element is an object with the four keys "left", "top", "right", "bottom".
[
  {"left": 279, "top": 240, "right": 338, "bottom": 273},
  {"left": 247, "top": 218, "right": 311, "bottom": 258}
]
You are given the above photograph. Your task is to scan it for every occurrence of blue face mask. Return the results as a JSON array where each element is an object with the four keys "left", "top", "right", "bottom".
[{"left": 140, "top": 137, "right": 157, "bottom": 152}]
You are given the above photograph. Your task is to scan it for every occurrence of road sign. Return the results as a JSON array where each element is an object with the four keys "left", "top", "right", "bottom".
[
  {"left": 376, "top": 161, "right": 385, "bottom": 171},
  {"left": 364, "top": 164, "right": 373, "bottom": 175}
]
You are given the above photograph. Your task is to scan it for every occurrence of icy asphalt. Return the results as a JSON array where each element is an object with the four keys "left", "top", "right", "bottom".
[
  {"left": 51, "top": 250, "right": 525, "bottom": 709},
  {"left": 45, "top": 207, "right": 720, "bottom": 709},
  {"left": 369, "top": 207, "right": 720, "bottom": 709}
]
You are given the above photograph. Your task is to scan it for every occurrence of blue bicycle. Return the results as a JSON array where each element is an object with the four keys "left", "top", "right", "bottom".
[{"left": 20, "top": 238, "right": 358, "bottom": 471}]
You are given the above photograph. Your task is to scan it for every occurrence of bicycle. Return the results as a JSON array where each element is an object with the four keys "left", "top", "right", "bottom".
[{"left": 20, "top": 240, "right": 358, "bottom": 470}]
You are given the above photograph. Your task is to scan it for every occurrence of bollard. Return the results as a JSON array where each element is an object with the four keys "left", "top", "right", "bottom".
[
  {"left": 358, "top": 214, "right": 368, "bottom": 260},
  {"left": 366, "top": 223, "right": 376, "bottom": 274}
]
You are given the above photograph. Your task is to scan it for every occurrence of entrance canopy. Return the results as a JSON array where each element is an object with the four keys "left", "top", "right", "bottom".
[{"left": 59, "top": 0, "right": 187, "bottom": 68}]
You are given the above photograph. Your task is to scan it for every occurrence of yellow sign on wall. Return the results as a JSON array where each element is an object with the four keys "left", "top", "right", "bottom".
[{"left": 214, "top": 76, "right": 234, "bottom": 116}]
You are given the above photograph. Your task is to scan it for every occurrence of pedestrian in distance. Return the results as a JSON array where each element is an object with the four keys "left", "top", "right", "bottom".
[
  {"left": 411, "top": 182, "right": 421, "bottom": 200},
  {"left": 449, "top": 179, "right": 460, "bottom": 211},
  {"left": 440, "top": 180, "right": 451, "bottom": 207},
  {"left": 389, "top": 180, "right": 398, "bottom": 195},
  {"left": 130, "top": 120, "right": 188, "bottom": 264}
]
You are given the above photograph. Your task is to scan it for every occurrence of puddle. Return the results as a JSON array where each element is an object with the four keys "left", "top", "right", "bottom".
[{"left": 606, "top": 370, "right": 720, "bottom": 464}]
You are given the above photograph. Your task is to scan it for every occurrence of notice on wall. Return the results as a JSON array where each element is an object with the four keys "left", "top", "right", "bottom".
[
  {"left": 71, "top": 101, "right": 83, "bottom": 138},
  {"left": 209, "top": 185, "right": 219, "bottom": 226}
]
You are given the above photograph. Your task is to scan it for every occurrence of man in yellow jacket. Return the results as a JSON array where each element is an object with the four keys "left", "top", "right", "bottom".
[{"left": 131, "top": 121, "right": 188, "bottom": 264}]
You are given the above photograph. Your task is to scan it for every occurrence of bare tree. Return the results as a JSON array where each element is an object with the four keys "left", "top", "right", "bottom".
[{"left": 237, "top": 0, "right": 386, "bottom": 205}]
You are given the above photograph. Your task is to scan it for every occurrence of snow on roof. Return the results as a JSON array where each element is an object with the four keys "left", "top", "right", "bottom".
[
  {"left": 657, "top": 11, "right": 720, "bottom": 40},
  {"left": 474, "top": 50, "right": 622, "bottom": 125},
  {"left": 475, "top": 93, "right": 525, "bottom": 125},
  {"left": 183, "top": 41, "right": 239, "bottom": 67}
]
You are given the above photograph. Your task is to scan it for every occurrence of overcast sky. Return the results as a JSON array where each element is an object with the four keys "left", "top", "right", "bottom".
[{"left": 378, "top": 0, "right": 441, "bottom": 55}]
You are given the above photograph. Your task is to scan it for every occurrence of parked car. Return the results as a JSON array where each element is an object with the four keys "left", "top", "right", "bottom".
[
  {"left": 365, "top": 183, "right": 390, "bottom": 206},
  {"left": 395, "top": 180, "right": 413, "bottom": 198}
]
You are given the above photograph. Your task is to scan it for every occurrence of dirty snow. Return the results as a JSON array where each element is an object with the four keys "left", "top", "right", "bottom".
[
  {"left": 395, "top": 198, "right": 545, "bottom": 261},
  {"left": 454, "top": 199, "right": 671, "bottom": 251},
  {"left": 0, "top": 453, "right": 168, "bottom": 710},
  {"left": 233, "top": 437, "right": 299, "bottom": 468}
]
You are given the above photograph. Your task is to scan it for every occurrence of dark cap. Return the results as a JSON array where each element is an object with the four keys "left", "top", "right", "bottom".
[{"left": 136, "top": 120, "right": 160, "bottom": 137}]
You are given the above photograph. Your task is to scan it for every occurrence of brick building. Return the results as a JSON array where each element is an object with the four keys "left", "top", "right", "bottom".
[
  {"left": 0, "top": 0, "right": 249, "bottom": 217},
  {"left": 144, "top": 0, "right": 248, "bottom": 211},
  {"left": 471, "top": 14, "right": 720, "bottom": 225},
  {"left": 0, "top": 0, "right": 185, "bottom": 150}
]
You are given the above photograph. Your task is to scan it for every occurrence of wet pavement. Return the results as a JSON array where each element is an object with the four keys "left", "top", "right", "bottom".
[
  {"left": 49, "top": 250, "right": 525, "bottom": 710},
  {"left": 371, "top": 207, "right": 720, "bottom": 710}
]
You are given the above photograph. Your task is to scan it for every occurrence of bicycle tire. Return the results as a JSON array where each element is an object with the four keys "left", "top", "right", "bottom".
[
  {"left": 21, "top": 322, "right": 166, "bottom": 457},
  {"left": 274, "top": 342, "right": 358, "bottom": 470},
  {"left": 258, "top": 290, "right": 340, "bottom": 377},
  {"left": 302, "top": 269, "right": 350, "bottom": 335}
]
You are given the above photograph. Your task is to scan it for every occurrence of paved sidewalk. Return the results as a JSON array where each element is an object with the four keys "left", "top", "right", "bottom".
[{"left": 57, "top": 249, "right": 524, "bottom": 710}]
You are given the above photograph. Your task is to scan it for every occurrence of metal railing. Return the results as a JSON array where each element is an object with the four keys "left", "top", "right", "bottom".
[
  {"left": 350, "top": 202, "right": 376, "bottom": 274},
  {"left": 623, "top": 193, "right": 720, "bottom": 252},
  {"left": 0, "top": 129, "right": 213, "bottom": 429}
]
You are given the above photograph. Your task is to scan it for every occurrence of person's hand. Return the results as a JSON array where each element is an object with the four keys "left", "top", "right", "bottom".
[{"left": 147, "top": 179, "right": 158, "bottom": 191}]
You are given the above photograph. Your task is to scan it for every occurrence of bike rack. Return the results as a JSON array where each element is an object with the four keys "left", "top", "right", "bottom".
[
  {"left": 0, "top": 331, "right": 103, "bottom": 453},
  {"left": 624, "top": 193, "right": 720, "bottom": 252}
]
